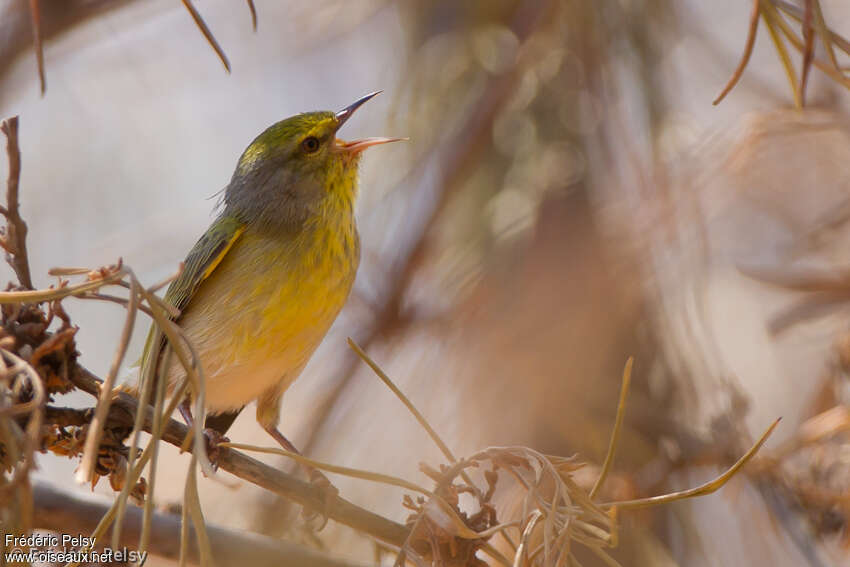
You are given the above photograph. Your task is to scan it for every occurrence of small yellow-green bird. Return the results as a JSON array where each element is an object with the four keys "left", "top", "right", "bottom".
[{"left": 141, "top": 91, "right": 401, "bottom": 467}]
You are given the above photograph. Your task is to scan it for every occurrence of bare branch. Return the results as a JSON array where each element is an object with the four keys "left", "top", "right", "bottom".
[
  {"left": 713, "top": 0, "right": 760, "bottom": 105},
  {"left": 27, "top": 0, "right": 46, "bottom": 94},
  {"left": 608, "top": 418, "right": 781, "bottom": 510},
  {"left": 31, "top": 481, "right": 372, "bottom": 567},
  {"left": 0, "top": 265, "right": 126, "bottom": 304},
  {"left": 76, "top": 276, "right": 139, "bottom": 484},
  {"left": 800, "top": 0, "right": 815, "bottom": 106},
  {"left": 247, "top": 0, "right": 258, "bottom": 31},
  {"left": 181, "top": 0, "right": 231, "bottom": 73},
  {"left": 0, "top": 117, "right": 34, "bottom": 290},
  {"left": 590, "top": 357, "right": 633, "bottom": 500},
  {"left": 71, "top": 366, "right": 410, "bottom": 549}
]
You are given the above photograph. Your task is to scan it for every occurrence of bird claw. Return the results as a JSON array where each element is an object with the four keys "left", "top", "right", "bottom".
[
  {"left": 302, "top": 469, "right": 338, "bottom": 530},
  {"left": 202, "top": 428, "right": 229, "bottom": 473}
]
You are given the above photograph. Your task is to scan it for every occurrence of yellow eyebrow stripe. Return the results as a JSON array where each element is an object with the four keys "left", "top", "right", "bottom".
[{"left": 202, "top": 226, "right": 245, "bottom": 280}]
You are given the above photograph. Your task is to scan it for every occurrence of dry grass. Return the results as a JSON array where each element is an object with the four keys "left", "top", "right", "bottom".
[{"left": 715, "top": 0, "right": 850, "bottom": 107}]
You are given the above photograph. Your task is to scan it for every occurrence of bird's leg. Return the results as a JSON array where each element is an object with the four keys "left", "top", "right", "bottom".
[
  {"left": 263, "top": 424, "right": 338, "bottom": 525},
  {"left": 178, "top": 398, "right": 194, "bottom": 427},
  {"left": 262, "top": 425, "right": 337, "bottom": 491},
  {"left": 179, "top": 398, "right": 227, "bottom": 470}
]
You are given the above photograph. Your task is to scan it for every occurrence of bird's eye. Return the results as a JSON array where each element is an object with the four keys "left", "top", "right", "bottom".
[{"left": 302, "top": 136, "right": 320, "bottom": 153}]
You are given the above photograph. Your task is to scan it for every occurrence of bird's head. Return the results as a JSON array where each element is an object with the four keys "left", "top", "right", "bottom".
[{"left": 224, "top": 91, "right": 402, "bottom": 230}]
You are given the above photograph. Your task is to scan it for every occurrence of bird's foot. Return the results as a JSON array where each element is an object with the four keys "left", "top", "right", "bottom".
[
  {"left": 201, "top": 428, "right": 229, "bottom": 473},
  {"left": 262, "top": 424, "right": 337, "bottom": 526},
  {"left": 302, "top": 468, "right": 339, "bottom": 530},
  {"left": 178, "top": 399, "right": 227, "bottom": 471}
]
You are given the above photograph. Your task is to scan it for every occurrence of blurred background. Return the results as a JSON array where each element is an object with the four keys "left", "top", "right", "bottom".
[{"left": 3, "top": 0, "right": 850, "bottom": 565}]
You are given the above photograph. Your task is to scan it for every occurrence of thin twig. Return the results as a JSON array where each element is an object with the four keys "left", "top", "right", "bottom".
[
  {"left": 184, "top": 453, "right": 214, "bottom": 566},
  {"left": 220, "top": 442, "right": 435, "bottom": 496},
  {"left": 347, "top": 338, "right": 481, "bottom": 496},
  {"left": 181, "top": 0, "right": 231, "bottom": 72},
  {"left": 47, "top": 266, "right": 91, "bottom": 276},
  {"left": 111, "top": 279, "right": 157, "bottom": 552},
  {"left": 76, "top": 277, "right": 140, "bottom": 484},
  {"left": 767, "top": 0, "right": 850, "bottom": 91},
  {"left": 246, "top": 0, "right": 258, "bottom": 31},
  {"left": 812, "top": 0, "right": 840, "bottom": 70},
  {"left": 590, "top": 358, "right": 633, "bottom": 500},
  {"left": 27, "top": 0, "right": 45, "bottom": 95},
  {"left": 0, "top": 117, "right": 33, "bottom": 289},
  {"left": 774, "top": 0, "right": 850, "bottom": 54},
  {"left": 348, "top": 338, "right": 457, "bottom": 465},
  {"left": 762, "top": 3, "right": 802, "bottom": 108},
  {"left": 713, "top": 0, "right": 761, "bottom": 105},
  {"left": 146, "top": 261, "right": 184, "bottom": 294},
  {"left": 76, "top": 291, "right": 158, "bottom": 318},
  {"left": 141, "top": 345, "right": 171, "bottom": 556},
  {"left": 68, "top": 380, "right": 191, "bottom": 567},
  {"left": 139, "top": 286, "right": 217, "bottom": 480},
  {"left": 514, "top": 510, "right": 544, "bottom": 567},
  {"left": 717, "top": 0, "right": 850, "bottom": 104},
  {"left": 799, "top": 0, "right": 815, "bottom": 106},
  {"left": 607, "top": 418, "right": 781, "bottom": 510},
  {"left": 0, "top": 267, "right": 126, "bottom": 304}
]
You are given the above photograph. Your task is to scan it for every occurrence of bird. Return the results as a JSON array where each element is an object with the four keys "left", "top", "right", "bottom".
[{"left": 139, "top": 91, "right": 402, "bottom": 476}]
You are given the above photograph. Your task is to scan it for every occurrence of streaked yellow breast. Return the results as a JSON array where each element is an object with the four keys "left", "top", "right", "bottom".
[{"left": 172, "top": 210, "right": 359, "bottom": 412}]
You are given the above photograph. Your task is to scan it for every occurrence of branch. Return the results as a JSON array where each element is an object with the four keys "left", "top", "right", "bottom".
[
  {"left": 713, "top": 0, "right": 760, "bottom": 105},
  {"left": 0, "top": 116, "right": 33, "bottom": 290},
  {"left": 31, "top": 481, "right": 372, "bottom": 567},
  {"left": 27, "top": 0, "right": 46, "bottom": 95},
  {"left": 181, "top": 0, "right": 231, "bottom": 72},
  {"left": 0, "top": 265, "right": 126, "bottom": 304},
  {"left": 72, "top": 367, "right": 410, "bottom": 549}
]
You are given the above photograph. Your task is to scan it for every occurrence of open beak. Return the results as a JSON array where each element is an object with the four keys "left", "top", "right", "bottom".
[
  {"left": 334, "top": 91, "right": 406, "bottom": 154},
  {"left": 336, "top": 137, "right": 406, "bottom": 154}
]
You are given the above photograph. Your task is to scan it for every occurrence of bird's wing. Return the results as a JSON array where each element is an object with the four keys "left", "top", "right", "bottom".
[
  {"left": 163, "top": 215, "right": 246, "bottom": 315},
  {"left": 139, "top": 215, "right": 246, "bottom": 377}
]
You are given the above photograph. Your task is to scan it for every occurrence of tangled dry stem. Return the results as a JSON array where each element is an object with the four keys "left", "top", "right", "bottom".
[
  {"left": 343, "top": 344, "right": 779, "bottom": 567},
  {"left": 715, "top": 0, "right": 850, "bottom": 108}
]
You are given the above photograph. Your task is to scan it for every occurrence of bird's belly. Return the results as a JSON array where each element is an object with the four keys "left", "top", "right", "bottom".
[{"left": 170, "top": 236, "right": 356, "bottom": 414}]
